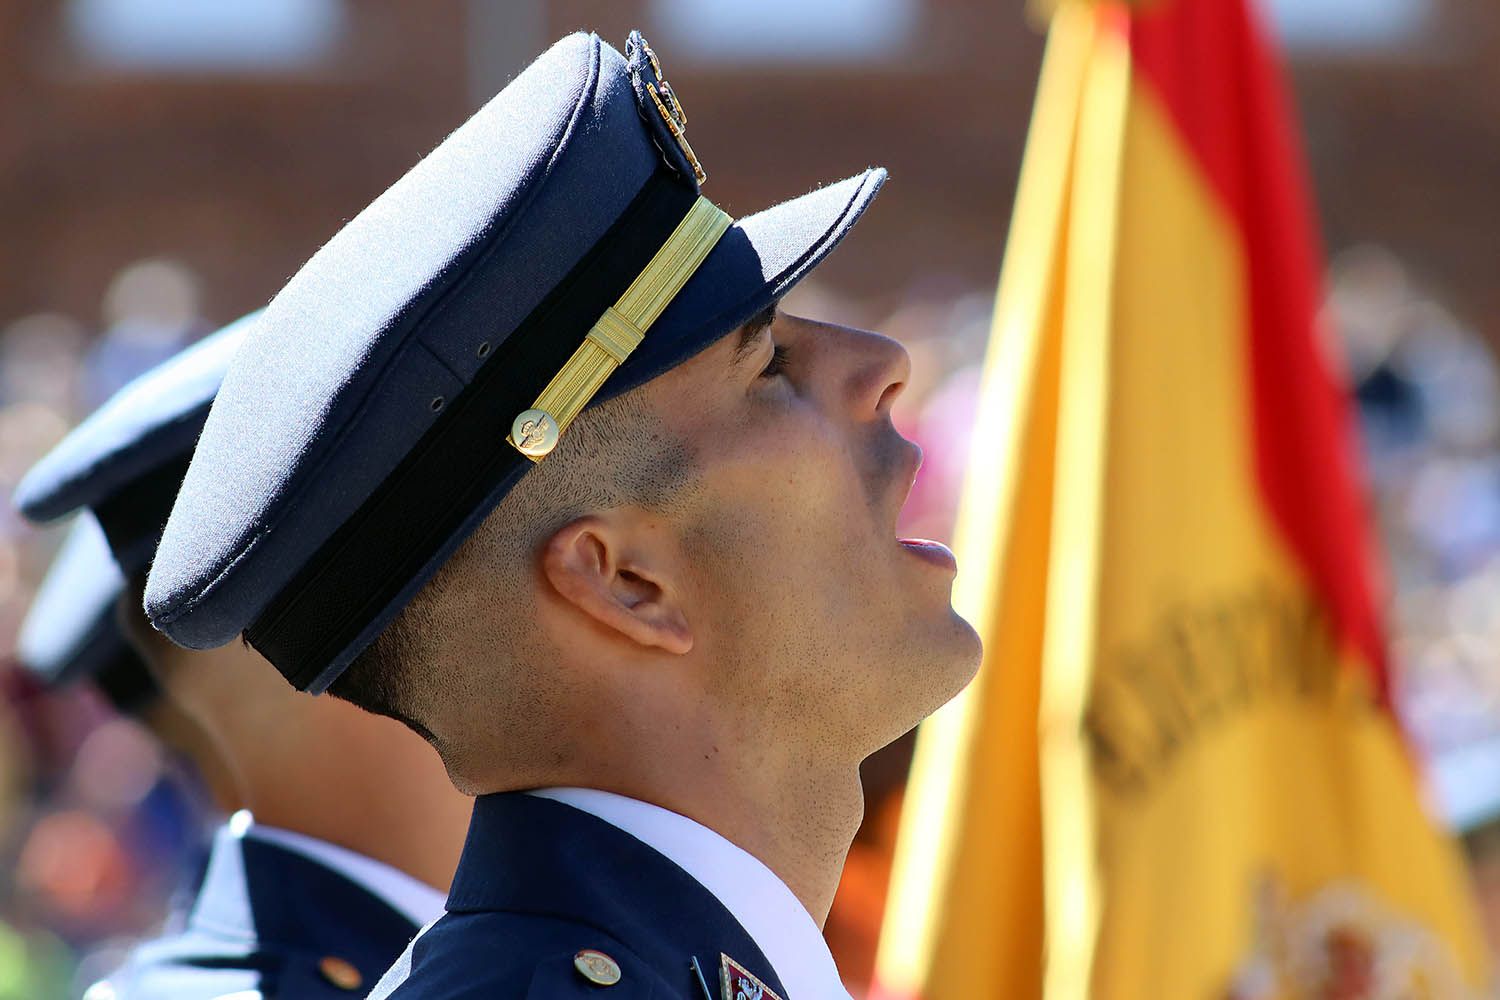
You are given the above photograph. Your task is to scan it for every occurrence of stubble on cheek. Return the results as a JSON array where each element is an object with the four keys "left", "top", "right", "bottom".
[
  {"left": 670, "top": 398, "right": 909, "bottom": 733},
  {"left": 677, "top": 487, "right": 827, "bottom": 721}
]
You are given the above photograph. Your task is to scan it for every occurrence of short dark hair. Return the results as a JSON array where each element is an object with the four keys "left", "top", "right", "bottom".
[
  {"left": 327, "top": 594, "right": 434, "bottom": 741},
  {"left": 328, "top": 387, "right": 697, "bottom": 745}
]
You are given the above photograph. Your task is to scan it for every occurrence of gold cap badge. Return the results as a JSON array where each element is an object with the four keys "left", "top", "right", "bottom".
[
  {"left": 511, "top": 408, "right": 560, "bottom": 459},
  {"left": 630, "top": 33, "right": 707, "bottom": 185}
]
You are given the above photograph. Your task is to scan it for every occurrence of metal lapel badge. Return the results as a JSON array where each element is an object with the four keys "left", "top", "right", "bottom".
[{"left": 719, "top": 953, "right": 783, "bottom": 1000}]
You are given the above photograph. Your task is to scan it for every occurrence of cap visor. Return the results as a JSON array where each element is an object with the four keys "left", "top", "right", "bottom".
[
  {"left": 605, "top": 167, "right": 887, "bottom": 398},
  {"left": 17, "top": 516, "right": 127, "bottom": 687}
]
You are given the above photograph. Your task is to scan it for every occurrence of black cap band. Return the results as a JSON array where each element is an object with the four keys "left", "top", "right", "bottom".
[
  {"left": 94, "top": 454, "right": 194, "bottom": 578},
  {"left": 246, "top": 171, "right": 699, "bottom": 691}
]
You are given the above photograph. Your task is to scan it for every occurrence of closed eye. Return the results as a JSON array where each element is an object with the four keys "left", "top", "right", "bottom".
[{"left": 760, "top": 344, "right": 790, "bottom": 379}]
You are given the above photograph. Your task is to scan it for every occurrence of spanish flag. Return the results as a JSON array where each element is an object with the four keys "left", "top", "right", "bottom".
[{"left": 874, "top": 1, "right": 1489, "bottom": 998}]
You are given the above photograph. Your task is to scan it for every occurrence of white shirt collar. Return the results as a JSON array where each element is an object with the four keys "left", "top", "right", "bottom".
[
  {"left": 227, "top": 810, "right": 446, "bottom": 928},
  {"left": 529, "top": 788, "right": 852, "bottom": 1000}
]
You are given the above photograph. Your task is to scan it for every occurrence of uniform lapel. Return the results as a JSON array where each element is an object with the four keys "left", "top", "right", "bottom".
[
  {"left": 447, "top": 794, "right": 790, "bottom": 999},
  {"left": 181, "top": 822, "right": 423, "bottom": 993}
]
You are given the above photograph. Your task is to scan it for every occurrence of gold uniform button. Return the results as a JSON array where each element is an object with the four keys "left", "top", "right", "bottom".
[
  {"left": 573, "top": 949, "right": 622, "bottom": 986},
  {"left": 512, "top": 408, "right": 559, "bottom": 458},
  {"left": 317, "top": 955, "right": 363, "bottom": 991}
]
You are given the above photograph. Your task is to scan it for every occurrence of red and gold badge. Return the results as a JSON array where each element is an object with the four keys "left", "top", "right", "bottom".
[{"left": 720, "top": 953, "right": 783, "bottom": 1000}]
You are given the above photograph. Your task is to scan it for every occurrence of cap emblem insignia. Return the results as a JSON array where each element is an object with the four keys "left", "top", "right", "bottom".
[
  {"left": 511, "top": 408, "right": 559, "bottom": 458},
  {"left": 628, "top": 32, "right": 707, "bottom": 184}
]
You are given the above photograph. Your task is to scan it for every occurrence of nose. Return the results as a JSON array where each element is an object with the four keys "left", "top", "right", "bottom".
[{"left": 846, "top": 328, "right": 911, "bottom": 418}]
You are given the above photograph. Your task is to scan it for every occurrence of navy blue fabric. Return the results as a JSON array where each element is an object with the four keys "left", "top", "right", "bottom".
[
  {"left": 370, "top": 794, "right": 788, "bottom": 1000},
  {"left": 143, "top": 29, "right": 885, "bottom": 691},
  {"left": 14, "top": 316, "right": 255, "bottom": 525},
  {"left": 14, "top": 514, "right": 156, "bottom": 709},
  {"left": 603, "top": 169, "right": 885, "bottom": 405},
  {"left": 146, "top": 33, "right": 647, "bottom": 650},
  {"left": 12, "top": 319, "right": 249, "bottom": 700},
  {"left": 93, "top": 454, "right": 193, "bottom": 576},
  {"left": 89, "top": 822, "right": 420, "bottom": 999},
  {"left": 242, "top": 172, "right": 704, "bottom": 690}
]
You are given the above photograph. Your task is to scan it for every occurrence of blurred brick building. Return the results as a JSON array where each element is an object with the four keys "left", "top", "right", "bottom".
[
  {"left": 0, "top": 0, "right": 1045, "bottom": 332},
  {"left": 0, "top": 0, "right": 1495, "bottom": 340}
]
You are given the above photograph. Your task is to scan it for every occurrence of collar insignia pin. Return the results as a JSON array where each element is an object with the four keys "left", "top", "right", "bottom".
[{"left": 719, "top": 953, "right": 782, "bottom": 1000}]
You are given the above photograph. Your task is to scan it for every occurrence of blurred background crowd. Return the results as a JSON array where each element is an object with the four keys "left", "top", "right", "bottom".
[{"left": 0, "top": 1, "right": 1496, "bottom": 996}]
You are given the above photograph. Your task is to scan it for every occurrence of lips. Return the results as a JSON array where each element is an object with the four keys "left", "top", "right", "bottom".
[
  {"left": 889, "top": 439, "right": 957, "bottom": 571},
  {"left": 884, "top": 433, "right": 960, "bottom": 573},
  {"left": 899, "top": 536, "right": 959, "bottom": 571}
]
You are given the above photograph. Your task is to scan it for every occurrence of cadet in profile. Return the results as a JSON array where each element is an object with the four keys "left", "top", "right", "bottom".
[{"left": 146, "top": 32, "right": 982, "bottom": 1000}]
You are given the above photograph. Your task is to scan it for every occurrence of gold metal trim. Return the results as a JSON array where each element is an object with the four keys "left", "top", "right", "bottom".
[
  {"left": 647, "top": 82, "right": 706, "bottom": 184},
  {"left": 643, "top": 40, "right": 664, "bottom": 84},
  {"left": 507, "top": 196, "right": 733, "bottom": 460},
  {"left": 510, "top": 408, "right": 559, "bottom": 458}
]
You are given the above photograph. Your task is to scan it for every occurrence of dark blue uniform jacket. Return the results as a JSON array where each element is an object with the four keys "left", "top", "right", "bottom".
[
  {"left": 87, "top": 822, "right": 420, "bottom": 998},
  {"left": 371, "top": 794, "right": 791, "bottom": 999}
]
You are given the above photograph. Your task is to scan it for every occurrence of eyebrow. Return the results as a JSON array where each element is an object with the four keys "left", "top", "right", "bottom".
[{"left": 730, "top": 302, "right": 779, "bottom": 368}]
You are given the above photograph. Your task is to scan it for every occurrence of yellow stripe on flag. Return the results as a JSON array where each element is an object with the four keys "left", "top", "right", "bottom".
[
  {"left": 876, "top": 6, "right": 1102, "bottom": 998},
  {"left": 1038, "top": 13, "right": 1130, "bottom": 1000},
  {"left": 875, "top": 0, "right": 1489, "bottom": 997}
]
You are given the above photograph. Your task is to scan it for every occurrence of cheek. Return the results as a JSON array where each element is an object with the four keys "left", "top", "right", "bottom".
[
  {"left": 743, "top": 407, "right": 868, "bottom": 524},
  {"left": 685, "top": 461, "right": 863, "bottom": 662},
  {"left": 685, "top": 400, "right": 904, "bottom": 658},
  {"left": 734, "top": 458, "right": 874, "bottom": 597},
  {"left": 694, "top": 495, "right": 889, "bottom": 694}
]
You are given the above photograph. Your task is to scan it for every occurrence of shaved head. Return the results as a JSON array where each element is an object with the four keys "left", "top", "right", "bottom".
[{"left": 329, "top": 385, "right": 700, "bottom": 785}]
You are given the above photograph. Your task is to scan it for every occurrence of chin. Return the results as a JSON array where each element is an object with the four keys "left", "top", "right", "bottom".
[
  {"left": 933, "top": 610, "right": 984, "bottom": 703},
  {"left": 866, "top": 612, "right": 984, "bottom": 750}
]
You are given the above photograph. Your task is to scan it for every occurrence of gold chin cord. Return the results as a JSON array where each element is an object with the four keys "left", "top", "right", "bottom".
[{"left": 508, "top": 196, "right": 733, "bottom": 461}]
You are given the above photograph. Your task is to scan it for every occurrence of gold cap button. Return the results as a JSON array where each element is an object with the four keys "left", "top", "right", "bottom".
[
  {"left": 573, "top": 949, "right": 622, "bottom": 986},
  {"left": 318, "top": 956, "right": 363, "bottom": 991},
  {"left": 512, "top": 408, "right": 560, "bottom": 458}
]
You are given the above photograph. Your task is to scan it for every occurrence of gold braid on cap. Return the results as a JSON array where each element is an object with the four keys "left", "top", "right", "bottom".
[{"left": 507, "top": 196, "right": 732, "bottom": 460}]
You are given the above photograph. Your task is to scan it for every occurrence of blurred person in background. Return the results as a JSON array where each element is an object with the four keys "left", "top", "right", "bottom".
[
  {"left": 1331, "top": 248, "right": 1500, "bottom": 958},
  {"left": 81, "top": 260, "right": 205, "bottom": 410},
  {"left": 12, "top": 515, "right": 226, "bottom": 986},
  {"left": 15, "top": 315, "right": 471, "bottom": 998},
  {"left": 0, "top": 284, "right": 204, "bottom": 999},
  {"left": 0, "top": 668, "right": 73, "bottom": 1000}
]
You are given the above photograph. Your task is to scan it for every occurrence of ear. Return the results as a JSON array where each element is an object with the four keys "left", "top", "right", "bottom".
[{"left": 540, "top": 516, "right": 693, "bottom": 655}]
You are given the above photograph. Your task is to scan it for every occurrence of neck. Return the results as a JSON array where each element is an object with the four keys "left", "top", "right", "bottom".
[
  {"left": 235, "top": 739, "right": 468, "bottom": 893},
  {"left": 670, "top": 760, "right": 865, "bottom": 927},
  {"left": 146, "top": 624, "right": 470, "bottom": 893},
  {"left": 199, "top": 687, "right": 471, "bottom": 893},
  {"left": 140, "top": 697, "right": 244, "bottom": 815},
  {"left": 535, "top": 720, "right": 866, "bottom": 926}
]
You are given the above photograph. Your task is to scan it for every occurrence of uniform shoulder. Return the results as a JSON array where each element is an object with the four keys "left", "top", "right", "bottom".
[
  {"left": 80, "top": 928, "right": 263, "bottom": 999},
  {"left": 373, "top": 910, "right": 673, "bottom": 999},
  {"left": 85, "top": 923, "right": 402, "bottom": 999}
]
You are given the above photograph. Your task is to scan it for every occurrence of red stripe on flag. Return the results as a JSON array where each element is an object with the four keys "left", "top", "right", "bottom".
[{"left": 1123, "top": 0, "right": 1390, "bottom": 704}]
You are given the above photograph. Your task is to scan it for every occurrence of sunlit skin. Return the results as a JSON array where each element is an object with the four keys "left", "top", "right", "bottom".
[
  {"left": 440, "top": 310, "right": 982, "bottom": 924},
  {"left": 123, "top": 608, "right": 472, "bottom": 893}
]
